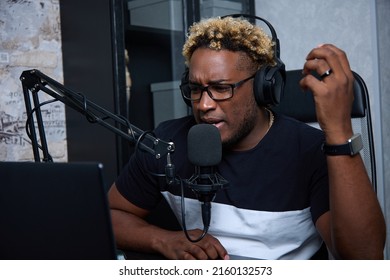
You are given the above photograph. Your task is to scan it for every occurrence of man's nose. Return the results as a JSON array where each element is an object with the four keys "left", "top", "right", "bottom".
[{"left": 197, "top": 89, "right": 217, "bottom": 111}]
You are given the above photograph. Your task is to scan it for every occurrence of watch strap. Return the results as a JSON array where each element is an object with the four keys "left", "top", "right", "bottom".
[{"left": 322, "top": 133, "right": 363, "bottom": 156}]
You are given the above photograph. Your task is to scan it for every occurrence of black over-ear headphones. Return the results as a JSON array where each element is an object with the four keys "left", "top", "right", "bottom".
[{"left": 181, "top": 14, "right": 286, "bottom": 107}]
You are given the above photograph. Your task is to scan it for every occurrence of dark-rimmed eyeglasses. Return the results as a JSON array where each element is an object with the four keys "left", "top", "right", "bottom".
[{"left": 180, "top": 75, "right": 255, "bottom": 102}]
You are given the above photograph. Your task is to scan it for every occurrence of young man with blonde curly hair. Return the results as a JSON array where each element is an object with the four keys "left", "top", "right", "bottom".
[{"left": 108, "top": 16, "right": 385, "bottom": 260}]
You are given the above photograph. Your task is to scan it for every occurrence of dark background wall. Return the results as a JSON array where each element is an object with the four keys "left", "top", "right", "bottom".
[{"left": 60, "top": 0, "right": 128, "bottom": 187}]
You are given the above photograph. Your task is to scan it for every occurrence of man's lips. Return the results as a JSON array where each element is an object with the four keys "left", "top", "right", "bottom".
[{"left": 201, "top": 118, "right": 224, "bottom": 129}]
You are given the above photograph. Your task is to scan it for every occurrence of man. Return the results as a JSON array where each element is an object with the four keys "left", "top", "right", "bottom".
[{"left": 108, "top": 16, "right": 385, "bottom": 259}]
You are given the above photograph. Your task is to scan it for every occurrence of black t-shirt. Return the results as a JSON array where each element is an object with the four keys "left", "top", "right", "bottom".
[{"left": 116, "top": 112, "right": 329, "bottom": 259}]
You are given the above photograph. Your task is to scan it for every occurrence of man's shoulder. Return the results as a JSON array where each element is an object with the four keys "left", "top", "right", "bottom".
[
  {"left": 276, "top": 112, "right": 323, "bottom": 136},
  {"left": 273, "top": 112, "right": 325, "bottom": 150}
]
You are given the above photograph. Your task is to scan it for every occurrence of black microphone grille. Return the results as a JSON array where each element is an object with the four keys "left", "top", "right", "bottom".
[{"left": 187, "top": 124, "right": 222, "bottom": 167}]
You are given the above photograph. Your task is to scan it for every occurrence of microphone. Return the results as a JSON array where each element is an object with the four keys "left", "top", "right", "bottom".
[{"left": 185, "top": 124, "right": 228, "bottom": 233}]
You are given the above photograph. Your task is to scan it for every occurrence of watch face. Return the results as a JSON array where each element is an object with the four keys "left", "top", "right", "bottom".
[{"left": 349, "top": 134, "right": 363, "bottom": 155}]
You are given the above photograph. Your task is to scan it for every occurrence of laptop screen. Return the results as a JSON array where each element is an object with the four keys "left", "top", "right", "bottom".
[{"left": 0, "top": 161, "right": 117, "bottom": 260}]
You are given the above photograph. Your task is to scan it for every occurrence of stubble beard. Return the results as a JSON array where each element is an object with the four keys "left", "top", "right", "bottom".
[{"left": 222, "top": 100, "right": 259, "bottom": 150}]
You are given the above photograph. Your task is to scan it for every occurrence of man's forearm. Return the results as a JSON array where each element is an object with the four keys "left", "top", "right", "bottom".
[
  {"left": 111, "top": 208, "right": 169, "bottom": 254},
  {"left": 327, "top": 155, "right": 386, "bottom": 259}
]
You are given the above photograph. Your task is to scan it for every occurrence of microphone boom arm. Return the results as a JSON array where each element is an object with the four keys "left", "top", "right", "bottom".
[{"left": 20, "top": 69, "right": 174, "bottom": 162}]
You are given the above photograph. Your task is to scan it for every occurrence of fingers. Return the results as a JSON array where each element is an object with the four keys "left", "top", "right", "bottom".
[
  {"left": 300, "top": 43, "right": 354, "bottom": 99},
  {"left": 303, "top": 44, "right": 352, "bottom": 79},
  {"left": 182, "top": 241, "right": 219, "bottom": 260},
  {"left": 162, "top": 229, "right": 228, "bottom": 260},
  {"left": 184, "top": 231, "right": 228, "bottom": 260},
  {"left": 299, "top": 44, "right": 355, "bottom": 141}
]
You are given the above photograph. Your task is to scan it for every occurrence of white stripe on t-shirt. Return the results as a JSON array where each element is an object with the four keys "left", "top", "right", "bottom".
[{"left": 162, "top": 191, "right": 323, "bottom": 260}]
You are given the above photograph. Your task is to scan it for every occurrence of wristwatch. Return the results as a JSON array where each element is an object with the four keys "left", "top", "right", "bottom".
[{"left": 322, "top": 133, "right": 363, "bottom": 156}]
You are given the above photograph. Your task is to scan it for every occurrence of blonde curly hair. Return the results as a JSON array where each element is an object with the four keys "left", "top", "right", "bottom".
[{"left": 182, "top": 16, "right": 275, "bottom": 70}]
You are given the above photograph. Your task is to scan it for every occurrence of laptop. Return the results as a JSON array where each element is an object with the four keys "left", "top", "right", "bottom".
[{"left": 0, "top": 161, "right": 118, "bottom": 260}]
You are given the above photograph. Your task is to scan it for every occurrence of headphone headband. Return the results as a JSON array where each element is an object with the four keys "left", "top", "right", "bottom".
[{"left": 221, "top": 14, "right": 281, "bottom": 59}]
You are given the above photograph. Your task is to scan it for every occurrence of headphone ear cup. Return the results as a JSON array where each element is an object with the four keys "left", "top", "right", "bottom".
[
  {"left": 181, "top": 69, "right": 192, "bottom": 107},
  {"left": 253, "top": 64, "right": 285, "bottom": 107},
  {"left": 253, "top": 67, "right": 267, "bottom": 106}
]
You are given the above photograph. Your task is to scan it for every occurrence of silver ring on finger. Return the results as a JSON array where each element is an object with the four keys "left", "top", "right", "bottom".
[{"left": 320, "top": 68, "right": 332, "bottom": 79}]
